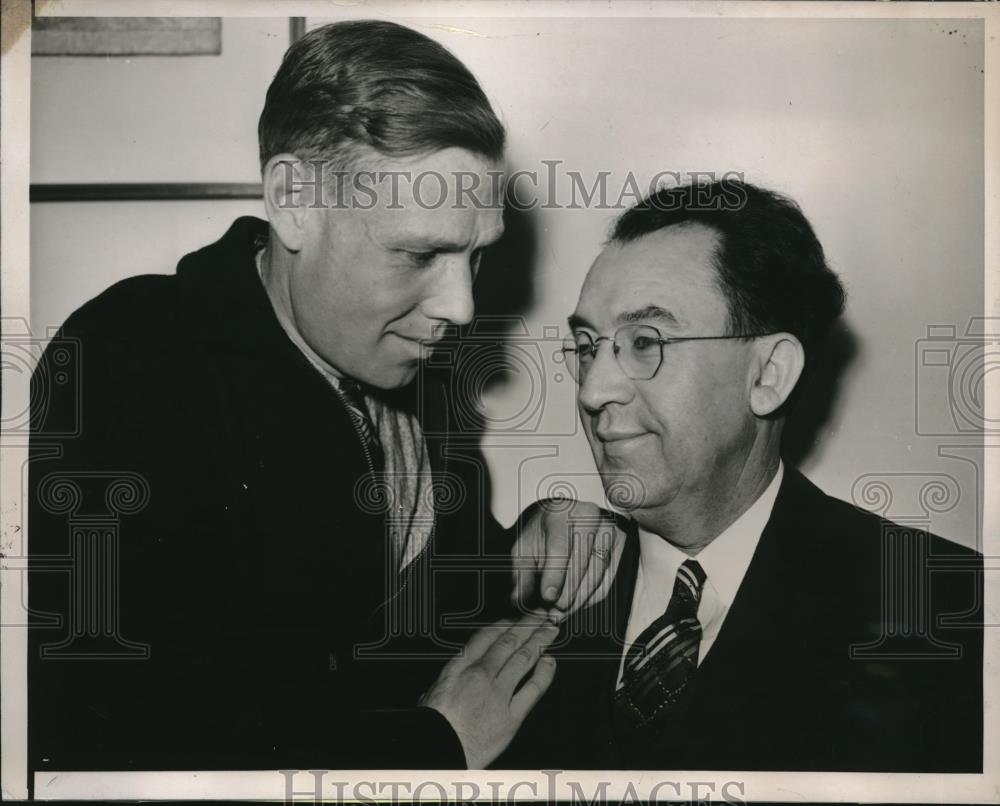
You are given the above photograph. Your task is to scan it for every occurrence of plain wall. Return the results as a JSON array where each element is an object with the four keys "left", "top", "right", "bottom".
[{"left": 31, "top": 15, "right": 985, "bottom": 547}]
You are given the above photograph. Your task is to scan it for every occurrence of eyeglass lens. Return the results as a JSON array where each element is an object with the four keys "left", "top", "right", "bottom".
[{"left": 561, "top": 324, "right": 662, "bottom": 382}]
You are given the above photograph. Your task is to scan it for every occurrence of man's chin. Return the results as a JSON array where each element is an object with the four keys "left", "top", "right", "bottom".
[
  {"left": 598, "top": 469, "right": 649, "bottom": 512},
  {"left": 361, "top": 361, "right": 420, "bottom": 391}
]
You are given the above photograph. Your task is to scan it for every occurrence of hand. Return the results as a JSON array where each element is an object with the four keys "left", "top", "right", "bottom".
[
  {"left": 419, "top": 614, "right": 559, "bottom": 769},
  {"left": 510, "top": 498, "right": 626, "bottom": 619}
]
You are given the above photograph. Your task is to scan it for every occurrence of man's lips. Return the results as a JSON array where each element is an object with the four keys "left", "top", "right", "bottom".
[
  {"left": 395, "top": 333, "right": 441, "bottom": 345},
  {"left": 394, "top": 333, "right": 442, "bottom": 353},
  {"left": 594, "top": 429, "right": 650, "bottom": 444}
]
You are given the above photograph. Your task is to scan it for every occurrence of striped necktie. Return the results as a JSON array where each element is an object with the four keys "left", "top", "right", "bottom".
[
  {"left": 334, "top": 378, "right": 383, "bottom": 472},
  {"left": 615, "top": 558, "right": 707, "bottom": 728}
]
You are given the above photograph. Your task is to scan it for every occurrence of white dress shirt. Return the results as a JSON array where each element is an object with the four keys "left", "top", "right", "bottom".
[{"left": 617, "top": 463, "right": 784, "bottom": 685}]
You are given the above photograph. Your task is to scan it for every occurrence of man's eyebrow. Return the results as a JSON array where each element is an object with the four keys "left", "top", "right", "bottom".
[
  {"left": 387, "top": 229, "right": 505, "bottom": 252},
  {"left": 568, "top": 306, "right": 679, "bottom": 331},
  {"left": 389, "top": 235, "right": 466, "bottom": 251},
  {"left": 615, "top": 305, "right": 680, "bottom": 327}
]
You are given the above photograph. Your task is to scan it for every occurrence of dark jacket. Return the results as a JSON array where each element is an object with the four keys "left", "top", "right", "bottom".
[
  {"left": 499, "top": 470, "right": 982, "bottom": 772},
  {"left": 28, "top": 217, "right": 512, "bottom": 774}
]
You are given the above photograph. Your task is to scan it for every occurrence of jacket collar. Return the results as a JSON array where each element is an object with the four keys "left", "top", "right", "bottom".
[{"left": 174, "top": 216, "right": 293, "bottom": 358}]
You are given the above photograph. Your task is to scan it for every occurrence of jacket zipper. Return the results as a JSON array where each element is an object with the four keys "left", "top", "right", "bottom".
[
  {"left": 291, "top": 343, "right": 377, "bottom": 478},
  {"left": 330, "top": 384, "right": 376, "bottom": 478}
]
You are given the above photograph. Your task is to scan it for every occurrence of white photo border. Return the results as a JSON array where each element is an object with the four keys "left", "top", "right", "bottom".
[{"left": 3, "top": 1, "right": 997, "bottom": 802}]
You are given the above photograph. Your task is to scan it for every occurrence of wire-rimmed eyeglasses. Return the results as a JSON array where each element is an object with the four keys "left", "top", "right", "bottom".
[{"left": 560, "top": 324, "right": 767, "bottom": 382}]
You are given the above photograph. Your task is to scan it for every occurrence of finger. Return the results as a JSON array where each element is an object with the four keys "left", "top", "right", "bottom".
[
  {"left": 553, "top": 522, "right": 596, "bottom": 611},
  {"left": 457, "top": 619, "right": 515, "bottom": 666},
  {"left": 510, "top": 564, "right": 531, "bottom": 609},
  {"left": 537, "top": 508, "right": 572, "bottom": 604},
  {"left": 567, "top": 547, "right": 603, "bottom": 614},
  {"left": 478, "top": 613, "right": 551, "bottom": 676},
  {"left": 510, "top": 499, "right": 558, "bottom": 608},
  {"left": 496, "top": 620, "right": 560, "bottom": 688},
  {"left": 568, "top": 521, "right": 617, "bottom": 612},
  {"left": 510, "top": 512, "right": 543, "bottom": 607},
  {"left": 578, "top": 526, "right": 623, "bottom": 610},
  {"left": 510, "top": 654, "right": 558, "bottom": 722}
]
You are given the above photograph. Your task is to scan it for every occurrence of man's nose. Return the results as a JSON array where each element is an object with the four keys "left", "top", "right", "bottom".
[
  {"left": 422, "top": 256, "right": 475, "bottom": 327},
  {"left": 577, "top": 342, "right": 633, "bottom": 413}
]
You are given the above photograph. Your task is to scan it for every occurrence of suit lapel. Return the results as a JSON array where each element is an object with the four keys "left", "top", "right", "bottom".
[
  {"left": 624, "top": 471, "right": 819, "bottom": 768},
  {"left": 515, "top": 472, "right": 833, "bottom": 770},
  {"left": 539, "top": 525, "right": 640, "bottom": 768},
  {"left": 581, "top": 523, "right": 639, "bottom": 699},
  {"left": 691, "top": 470, "right": 818, "bottom": 673}
]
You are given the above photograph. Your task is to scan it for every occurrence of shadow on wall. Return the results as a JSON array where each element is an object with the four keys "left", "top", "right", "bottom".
[
  {"left": 419, "top": 190, "right": 539, "bottom": 553},
  {"left": 453, "top": 191, "right": 540, "bottom": 435},
  {"left": 474, "top": 197, "right": 538, "bottom": 324},
  {"left": 782, "top": 319, "right": 859, "bottom": 468}
]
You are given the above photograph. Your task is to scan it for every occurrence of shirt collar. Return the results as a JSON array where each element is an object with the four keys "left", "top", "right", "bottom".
[{"left": 636, "top": 462, "right": 784, "bottom": 611}]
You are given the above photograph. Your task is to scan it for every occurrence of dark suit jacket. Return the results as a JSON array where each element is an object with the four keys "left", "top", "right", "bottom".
[
  {"left": 28, "top": 217, "right": 512, "bottom": 778},
  {"left": 500, "top": 470, "right": 982, "bottom": 772}
]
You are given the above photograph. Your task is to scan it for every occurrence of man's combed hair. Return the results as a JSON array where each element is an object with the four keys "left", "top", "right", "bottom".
[
  {"left": 611, "top": 179, "right": 846, "bottom": 372},
  {"left": 258, "top": 20, "right": 505, "bottom": 171}
]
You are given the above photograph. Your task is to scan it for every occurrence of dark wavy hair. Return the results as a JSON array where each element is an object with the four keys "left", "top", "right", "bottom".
[
  {"left": 258, "top": 20, "right": 505, "bottom": 172},
  {"left": 611, "top": 178, "right": 846, "bottom": 375}
]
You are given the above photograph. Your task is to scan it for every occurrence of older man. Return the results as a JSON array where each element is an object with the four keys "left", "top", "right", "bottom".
[
  {"left": 28, "top": 20, "right": 618, "bottom": 775},
  {"left": 501, "top": 179, "right": 982, "bottom": 772}
]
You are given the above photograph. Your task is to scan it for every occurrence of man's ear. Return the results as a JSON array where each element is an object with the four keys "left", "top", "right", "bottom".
[
  {"left": 749, "top": 333, "right": 805, "bottom": 416},
  {"left": 262, "top": 154, "right": 316, "bottom": 253}
]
